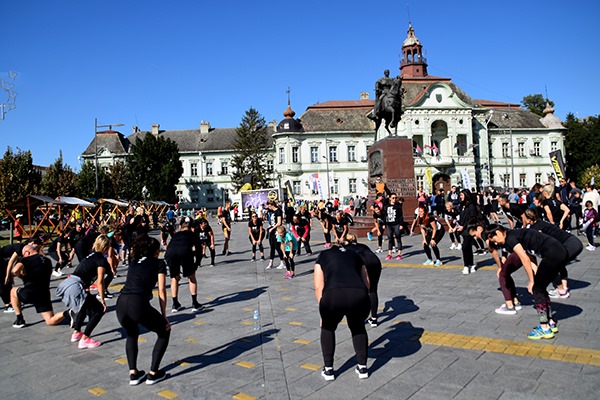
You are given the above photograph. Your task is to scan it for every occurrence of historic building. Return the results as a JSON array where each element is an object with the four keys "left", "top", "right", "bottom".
[{"left": 81, "top": 23, "right": 566, "bottom": 206}]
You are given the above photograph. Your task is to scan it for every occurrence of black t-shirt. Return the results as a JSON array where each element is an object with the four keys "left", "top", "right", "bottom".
[
  {"left": 292, "top": 219, "right": 309, "bottom": 236},
  {"left": 120, "top": 256, "right": 167, "bottom": 298},
  {"left": 372, "top": 210, "right": 385, "bottom": 227},
  {"left": 48, "top": 236, "right": 66, "bottom": 254},
  {"left": 530, "top": 220, "right": 571, "bottom": 244},
  {"left": 21, "top": 254, "right": 52, "bottom": 289},
  {"left": 443, "top": 208, "right": 459, "bottom": 224},
  {"left": 344, "top": 243, "right": 381, "bottom": 269},
  {"left": 196, "top": 225, "right": 214, "bottom": 243},
  {"left": 384, "top": 202, "right": 404, "bottom": 225},
  {"left": 419, "top": 214, "right": 443, "bottom": 234},
  {"left": 221, "top": 209, "right": 232, "bottom": 227},
  {"left": 73, "top": 252, "right": 109, "bottom": 288},
  {"left": 248, "top": 219, "right": 263, "bottom": 238},
  {"left": 315, "top": 246, "right": 366, "bottom": 292},
  {"left": 504, "top": 228, "right": 561, "bottom": 258},
  {"left": 267, "top": 208, "right": 283, "bottom": 228},
  {"left": 319, "top": 211, "right": 332, "bottom": 228},
  {"left": 542, "top": 199, "right": 564, "bottom": 223},
  {"left": 284, "top": 206, "right": 295, "bottom": 223},
  {"left": 332, "top": 217, "right": 348, "bottom": 235},
  {"left": 299, "top": 210, "right": 311, "bottom": 223},
  {"left": 67, "top": 228, "right": 84, "bottom": 247},
  {"left": 79, "top": 231, "right": 100, "bottom": 250},
  {"left": 0, "top": 243, "right": 26, "bottom": 260},
  {"left": 166, "top": 230, "right": 201, "bottom": 255},
  {"left": 504, "top": 203, "right": 524, "bottom": 222}
]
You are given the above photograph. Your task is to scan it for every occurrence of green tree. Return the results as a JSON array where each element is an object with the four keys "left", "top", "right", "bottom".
[
  {"left": 0, "top": 147, "right": 41, "bottom": 213},
  {"left": 41, "top": 151, "right": 77, "bottom": 198},
  {"left": 521, "top": 94, "right": 554, "bottom": 116},
  {"left": 580, "top": 164, "right": 600, "bottom": 187},
  {"left": 564, "top": 113, "right": 600, "bottom": 183},
  {"left": 128, "top": 133, "right": 182, "bottom": 203},
  {"left": 231, "top": 107, "right": 272, "bottom": 191},
  {"left": 107, "top": 160, "right": 133, "bottom": 200},
  {"left": 76, "top": 161, "right": 109, "bottom": 199}
]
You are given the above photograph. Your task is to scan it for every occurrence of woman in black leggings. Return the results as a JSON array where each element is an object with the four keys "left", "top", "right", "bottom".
[
  {"left": 314, "top": 245, "right": 370, "bottom": 381},
  {"left": 485, "top": 224, "right": 567, "bottom": 340},
  {"left": 344, "top": 234, "right": 381, "bottom": 327},
  {"left": 116, "top": 234, "right": 170, "bottom": 386},
  {"left": 414, "top": 205, "right": 445, "bottom": 266},
  {"left": 457, "top": 189, "right": 480, "bottom": 275}
]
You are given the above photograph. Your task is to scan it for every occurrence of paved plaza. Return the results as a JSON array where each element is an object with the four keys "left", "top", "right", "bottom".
[{"left": 1, "top": 220, "right": 599, "bottom": 400}]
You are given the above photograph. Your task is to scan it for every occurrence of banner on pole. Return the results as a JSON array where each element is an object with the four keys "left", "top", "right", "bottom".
[{"left": 549, "top": 150, "right": 567, "bottom": 181}]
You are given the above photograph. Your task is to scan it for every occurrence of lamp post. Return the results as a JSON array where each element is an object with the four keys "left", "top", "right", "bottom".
[
  {"left": 94, "top": 118, "right": 123, "bottom": 198},
  {"left": 502, "top": 113, "right": 514, "bottom": 189},
  {"left": 324, "top": 133, "right": 331, "bottom": 200}
]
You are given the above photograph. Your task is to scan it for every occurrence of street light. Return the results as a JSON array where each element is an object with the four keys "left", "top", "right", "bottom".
[
  {"left": 324, "top": 133, "right": 331, "bottom": 200},
  {"left": 502, "top": 113, "right": 514, "bottom": 189},
  {"left": 94, "top": 118, "right": 124, "bottom": 198}
]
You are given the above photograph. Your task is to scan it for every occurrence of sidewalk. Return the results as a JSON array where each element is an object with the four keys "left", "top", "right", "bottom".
[{"left": 1, "top": 221, "right": 599, "bottom": 399}]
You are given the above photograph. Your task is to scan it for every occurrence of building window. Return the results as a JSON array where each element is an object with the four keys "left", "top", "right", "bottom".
[
  {"left": 207, "top": 188, "right": 214, "bottom": 194},
  {"left": 279, "top": 147, "right": 285, "bottom": 164},
  {"left": 329, "top": 146, "right": 338, "bottom": 163},
  {"left": 416, "top": 175, "right": 424, "bottom": 190},
  {"left": 535, "top": 173, "right": 542, "bottom": 183},
  {"left": 551, "top": 141, "right": 558, "bottom": 152},
  {"left": 310, "top": 146, "right": 319, "bottom": 163},
  {"left": 518, "top": 143, "right": 525, "bottom": 157},
  {"left": 502, "top": 142, "right": 509, "bottom": 158},
  {"left": 347, "top": 145, "right": 356, "bottom": 162},
  {"left": 293, "top": 180, "right": 301, "bottom": 195},
  {"left": 456, "top": 134, "right": 467, "bottom": 156},
  {"left": 267, "top": 159, "right": 274, "bottom": 172},
  {"left": 292, "top": 146, "right": 299, "bottom": 163},
  {"left": 349, "top": 178, "right": 357, "bottom": 193},
  {"left": 332, "top": 179, "right": 339, "bottom": 194},
  {"left": 519, "top": 173, "right": 526, "bottom": 188},
  {"left": 206, "top": 162, "right": 213, "bottom": 176},
  {"left": 221, "top": 161, "right": 228, "bottom": 175},
  {"left": 502, "top": 174, "right": 510, "bottom": 188},
  {"left": 190, "top": 162, "right": 198, "bottom": 176},
  {"left": 533, "top": 142, "right": 541, "bottom": 156}
]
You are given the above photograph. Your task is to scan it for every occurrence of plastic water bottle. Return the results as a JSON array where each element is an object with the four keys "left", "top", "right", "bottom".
[{"left": 253, "top": 310, "right": 260, "bottom": 331}]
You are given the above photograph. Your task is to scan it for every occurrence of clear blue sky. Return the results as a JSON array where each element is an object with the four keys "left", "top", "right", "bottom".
[{"left": 1, "top": 0, "right": 598, "bottom": 169}]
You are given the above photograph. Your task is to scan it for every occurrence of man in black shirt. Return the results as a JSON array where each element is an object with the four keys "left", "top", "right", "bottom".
[
  {"left": 219, "top": 201, "right": 232, "bottom": 256},
  {"left": 498, "top": 194, "right": 524, "bottom": 229},
  {"left": 383, "top": 194, "right": 405, "bottom": 260}
]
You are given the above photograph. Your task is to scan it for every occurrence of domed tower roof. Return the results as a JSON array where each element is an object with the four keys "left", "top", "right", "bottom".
[
  {"left": 277, "top": 99, "right": 304, "bottom": 133},
  {"left": 400, "top": 24, "right": 428, "bottom": 78},
  {"left": 402, "top": 24, "right": 422, "bottom": 47},
  {"left": 540, "top": 102, "right": 564, "bottom": 129}
]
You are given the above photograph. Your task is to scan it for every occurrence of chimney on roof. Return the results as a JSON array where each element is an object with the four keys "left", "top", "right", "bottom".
[
  {"left": 200, "top": 121, "right": 210, "bottom": 134},
  {"left": 132, "top": 126, "right": 139, "bottom": 134},
  {"left": 360, "top": 92, "right": 369, "bottom": 100},
  {"left": 151, "top": 124, "right": 160, "bottom": 135}
]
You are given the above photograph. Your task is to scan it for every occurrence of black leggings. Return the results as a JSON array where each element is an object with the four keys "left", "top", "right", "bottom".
[
  {"left": 284, "top": 250, "right": 296, "bottom": 273},
  {"left": 116, "top": 294, "right": 170, "bottom": 372},
  {"left": 0, "top": 260, "right": 12, "bottom": 305},
  {"left": 533, "top": 246, "right": 566, "bottom": 324},
  {"left": 386, "top": 224, "right": 403, "bottom": 251},
  {"left": 268, "top": 230, "right": 284, "bottom": 261},
  {"left": 366, "top": 262, "right": 382, "bottom": 319},
  {"left": 201, "top": 244, "right": 216, "bottom": 265},
  {"left": 297, "top": 234, "right": 312, "bottom": 255},
  {"left": 319, "top": 288, "right": 370, "bottom": 367},
  {"left": 449, "top": 231, "right": 461, "bottom": 244},
  {"left": 461, "top": 234, "right": 475, "bottom": 266},
  {"left": 73, "top": 293, "right": 105, "bottom": 337},
  {"left": 48, "top": 250, "right": 69, "bottom": 270},
  {"left": 424, "top": 230, "right": 445, "bottom": 260},
  {"left": 249, "top": 236, "right": 264, "bottom": 254}
]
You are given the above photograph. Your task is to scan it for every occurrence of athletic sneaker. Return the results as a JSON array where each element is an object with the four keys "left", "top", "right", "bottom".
[
  {"left": 548, "top": 289, "right": 570, "bottom": 299},
  {"left": 251, "top": 256, "right": 256, "bottom": 262},
  {"left": 527, "top": 325, "right": 554, "bottom": 340},
  {"left": 260, "top": 256, "right": 265, "bottom": 261},
  {"left": 104, "top": 291, "right": 115, "bottom": 299},
  {"left": 423, "top": 259, "right": 434, "bottom": 265},
  {"left": 130, "top": 370, "right": 146, "bottom": 386},
  {"left": 52, "top": 269, "right": 64, "bottom": 277},
  {"left": 4, "top": 305, "right": 14, "bottom": 313},
  {"left": 324, "top": 243, "right": 331, "bottom": 249},
  {"left": 69, "top": 309, "right": 76, "bottom": 328},
  {"left": 449, "top": 244, "right": 456, "bottom": 250},
  {"left": 495, "top": 304, "right": 517, "bottom": 315},
  {"left": 395, "top": 254, "right": 402, "bottom": 261},
  {"left": 367, "top": 317, "right": 378, "bottom": 327},
  {"left": 284, "top": 271, "right": 292, "bottom": 279},
  {"left": 321, "top": 367, "right": 335, "bottom": 381},
  {"left": 146, "top": 370, "right": 166, "bottom": 385},
  {"left": 434, "top": 260, "right": 443, "bottom": 267},
  {"left": 586, "top": 244, "right": 596, "bottom": 251},
  {"left": 276, "top": 262, "right": 286, "bottom": 270},
  {"left": 355, "top": 366, "right": 369, "bottom": 379},
  {"left": 456, "top": 243, "right": 462, "bottom": 250},
  {"left": 469, "top": 265, "right": 477, "bottom": 274},
  {"left": 192, "top": 302, "right": 204, "bottom": 312},
  {"left": 12, "top": 317, "right": 25, "bottom": 329},
  {"left": 549, "top": 321, "right": 559, "bottom": 333},
  {"left": 209, "top": 264, "right": 215, "bottom": 268},
  {"left": 71, "top": 331, "right": 84, "bottom": 342},
  {"left": 514, "top": 302, "right": 523, "bottom": 311},
  {"left": 172, "top": 302, "right": 183, "bottom": 313},
  {"left": 385, "top": 255, "right": 392, "bottom": 260},
  {"left": 265, "top": 262, "right": 273, "bottom": 270},
  {"left": 462, "top": 266, "right": 470, "bottom": 275},
  {"left": 78, "top": 337, "right": 101, "bottom": 349},
  {"left": 367, "top": 232, "right": 373, "bottom": 241},
  {"left": 376, "top": 248, "right": 383, "bottom": 253}
]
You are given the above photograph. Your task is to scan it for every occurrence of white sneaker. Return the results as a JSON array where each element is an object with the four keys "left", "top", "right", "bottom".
[
  {"left": 52, "top": 270, "right": 63, "bottom": 277},
  {"left": 422, "top": 259, "right": 434, "bottom": 265},
  {"left": 462, "top": 266, "right": 470, "bottom": 275},
  {"left": 456, "top": 243, "right": 462, "bottom": 250},
  {"left": 469, "top": 265, "right": 477, "bottom": 273},
  {"left": 449, "top": 244, "right": 456, "bottom": 250},
  {"left": 265, "top": 263, "right": 273, "bottom": 270},
  {"left": 434, "top": 260, "right": 443, "bottom": 267},
  {"left": 495, "top": 304, "right": 517, "bottom": 315},
  {"left": 586, "top": 244, "right": 596, "bottom": 251},
  {"left": 376, "top": 248, "right": 383, "bottom": 253},
  {"left": 276, "top": 262, "right": 286, "bottom": 270}
]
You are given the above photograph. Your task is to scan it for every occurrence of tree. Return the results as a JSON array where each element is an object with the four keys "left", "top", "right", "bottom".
[
  {"left": 564, "top": 113, "right": 600, "bottom": 183},
  {"left": 76, "top": 161, "right": 110, "bottom": 199},
  {"left": 0, "top": 147, "right": 41, "bottom": 213},
  {"left": 580, "top": 164, "right": 600, "bottom": 187},
  {"left": 41, "top": 151, "right": 77, "bottom": 198},
  {"left": 107, "top": 160, "right": 133, "bottom": 200},
  {"left": 521, "top": 94, "right": 554, "bottom": 116},
  {"left": 128, "top": 133, "right": 182, "bottom": 203},
  {"left": 231, "top": 107, "right": 272, "bottom": 191},
  {"left": 1, "top": 71, "right": 18, "bottom": 120}
]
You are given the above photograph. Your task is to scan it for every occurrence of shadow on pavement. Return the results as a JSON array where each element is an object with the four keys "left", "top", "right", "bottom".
[
  {"left": 206, "top": 287, "right": 267, "bottom": 307},
  {"left": 168, "top": 328, "right": 280, "bottom": 376}
]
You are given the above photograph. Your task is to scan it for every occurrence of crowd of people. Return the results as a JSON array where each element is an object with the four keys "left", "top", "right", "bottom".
[{"left": 2, "top": 175, "right": 599, "bottom": 384}]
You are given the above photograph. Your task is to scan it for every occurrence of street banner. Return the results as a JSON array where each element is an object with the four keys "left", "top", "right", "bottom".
[
  {"left": 461, "top": 169, "right": 472, "bottom": 190},
  {"left": 549, "top": 150, "right": 567, "bottom": 181},
  {"left": 425, "top": 167, "right": 433, "bottom": 191},
  {"left": 284, "top": 180, "right": 295, "bottom": 203}
]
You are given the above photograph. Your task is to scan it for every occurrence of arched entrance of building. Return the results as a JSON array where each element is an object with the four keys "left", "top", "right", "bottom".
[
  {"left": 431, "top": 120, "right": 449, "bottom": 155},
  {"left": 432, "top": 172, "right": 451, "bottom": 194}
]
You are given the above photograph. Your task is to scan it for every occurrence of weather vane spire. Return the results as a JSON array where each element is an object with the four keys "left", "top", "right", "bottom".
[{"left": 287, "top": 86, "right": 291, "bottom": 106}]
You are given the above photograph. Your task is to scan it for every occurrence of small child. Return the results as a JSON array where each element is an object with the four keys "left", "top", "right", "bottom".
[
  {"left": 276, "top": 225, "right": 299, "bottom": 279},
  {"left": 583, "top": 200, "right": 599, "bottom": 251}
]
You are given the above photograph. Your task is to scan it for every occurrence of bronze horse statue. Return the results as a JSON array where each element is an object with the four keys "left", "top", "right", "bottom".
[{"left": 372, "top": 76, "right": 403, "bottom": 138}]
